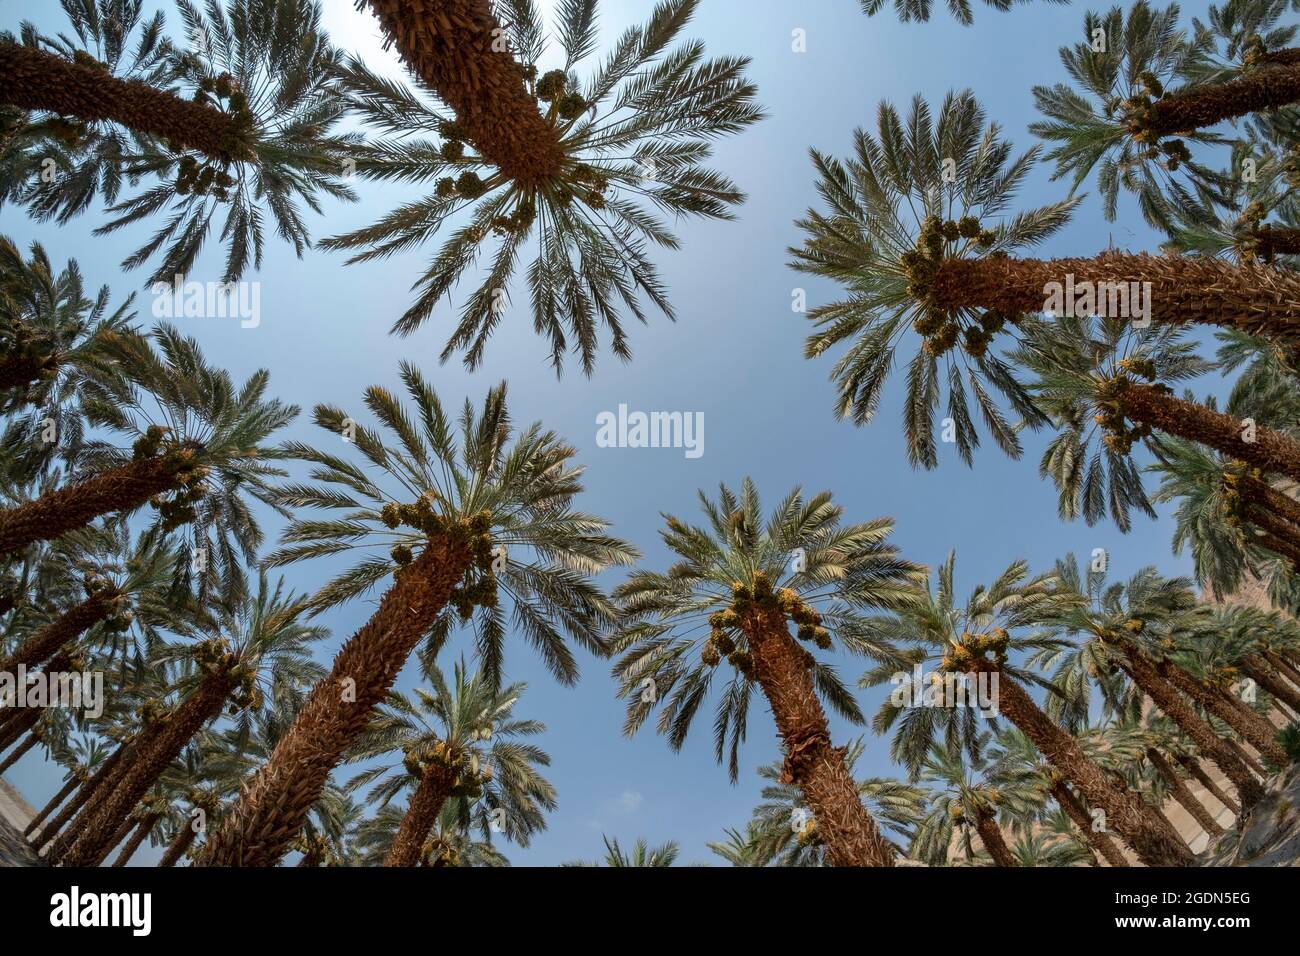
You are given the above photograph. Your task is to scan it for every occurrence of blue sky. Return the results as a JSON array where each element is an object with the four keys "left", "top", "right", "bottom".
[{"left": 3, "top": 0, "right": 1224, "bottom": 864}]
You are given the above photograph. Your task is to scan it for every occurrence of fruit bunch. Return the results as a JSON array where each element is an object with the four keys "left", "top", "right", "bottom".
[
  {"left": 940, "top": 626, "right": 1010, "bottom": 672},
  {"left": 535, "top": 69, "right": 587, "bottom": 120}
]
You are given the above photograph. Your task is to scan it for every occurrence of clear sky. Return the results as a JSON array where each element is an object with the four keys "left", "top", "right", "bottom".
[{"left": 2, "top": 0, "right": 1224, "bottom": 865}]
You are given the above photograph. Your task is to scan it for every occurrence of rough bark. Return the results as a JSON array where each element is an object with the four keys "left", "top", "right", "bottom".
[
  {"left": 198, "top": 536, "right": 473, "bottom": 867},
  {"left": 1226, "top": 737, "right": 1269, "bottom": 777},
  {"left": 0, "top": 592, "right": 112, "bottom": 675},
  {"left": 1051, "top": 779, "right": 1130, "bottom": 866},
  {"left": 1146, "top": 63, "right": 1300, "bottom": 136},
  {"left": 35, "top": 745, "right": 124, "bottom": 851},
  {"left": 973, "top": 808, "right": 1018, "bottom": 866},
  {"left": 1147, "top": 747, "right": 1225, "bottom": 837},
  {"left": 1177, "top": 754, "right": 1240, "bottom": 815},
  {"left": 1118, "top": 383, "right": 1300, "bottom": 484},
  {"left": 930, "top": 253, "right": 1300, "bottom": 342},
  {"left": 0, "top": 41, "right": 238, "bottom": 160},
  {"left": 361, "top": 0, "right": 563, "bottom": 187},
  {"left": 0, "top": 730, "right": 39, "bottom": 773},
  {"left": 158, "top": 821, "right": 198, "bottom": 868},
  {"left": 24, "top": 773, "right": 80, "bottom": 837},
  {"left": 383, "top": 763, "right": 456, "bottom": 867},
  {"left": 1153, "top": 656, "right": 1290, "bottom": 768},
  {"left": 979, "top": 662, "right": 1195, "bottom": 866},
  {"left": 0, "top": 457, "right": 180, "bottom": 557},
  {"left": 1263, "top": 649, "right": 1300, "bottom": 694},
  {"left": 1243, "top": 655, "right": 1300, "bottom": 715},
  {"left": 60, "top": 673, "right": 236, "bottom": 868},
  {"left": 744, "top": 607, "right": 896, "bottom": 867},
  {"left": 1251, "top": 225, "right": 1300, "bottom": 263},
  {"left": 1118, "top": 647, "right": 1264, "bottom": 808},
  {"left": 110, "top": 812, "right": 159, "bottom": 867},
  {"left": 0, "top": 649, "right": 73, "bottom": 740}
]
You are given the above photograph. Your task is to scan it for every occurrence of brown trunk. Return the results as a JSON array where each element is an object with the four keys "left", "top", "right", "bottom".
[
  {"left": 198, "top": 536, "right": 473, "bottom": 867},
  {"left": 1251, "top": 226, "right": 1300, "bottom": 263},
  {"left": 1153, "top": 656, "right": 1290, "bottom": 768},
  {"left": 930, "top": 253, "right": 1300, "bottom": 342},
  {"left": 1177, "top": 754, "right": 1240, "bottom": 815},
  {"left": 35, "top": 745, "right": 125, "bottom": 852},
  {"left": 361, "top": 0, "right": 563, "bottom": 187},
  {"left": 0, "top": 41, "right": 239, "bottom": 161},
  {"left": 1051, "top": 779, "right": 1130, "bottom": 866},
  {"left": 60, "top": 673, "right": 236, "bottom": 867},
  {"left": 158, "top": 820, "right": 198, "bottom": 868},
  {"left": 1147, "top": 747, "right": 1225, "bottom": 837},
  {"left": 383, "top": 762, "right": 456, "bottom": 867},
  {"left": 1117, "top": 647, "right": 1265, "bottom": 808},
  {"left": 0, "top": 456, "right": 180, "bottom": 557},
  {"left": 1225, "top": 737, "right": 1269, "bottom": 777},
  {"left": 24, "top": 773, "right": 80, "bottom": 837},
  {"left": 1118, "top": 383, "right": 1300, "bottom": 484},
  {"left": 99, "top": 816, "right": 137, "bottom": 861},
  {"left": 0, "top": 730, "right": 39, "bottom": 774},
  {"left": 0, "top": 592, "right": 112, "bottom": 675},
  {"left": 981, "top": 662, "right": 1194, "bottom": 866},
  {"left": 110, "top": 812, "right": 160, "bottom": 867},
  {"left": 0, "top": 650, "right": 73, "bottom": 738},
  {"left": 1243, "top": 655, "right": 1300, "bottom": 715},
  {"left": 1146, "top": 63, "right": 1300, "bottom": 136},
  {"left": 1263, "top": 649, "right": 1300, "bottom": 693},
  {"left": 1249, "top": 509, "right": 1300, "bottom": 569},
  {"left": 743, "top": 607, "right": 896, "bottom": 867},
  {"left": 973, "top": 808, "right": 1018, "bottom": 866},
  {"left": 1239, "top": 474, "right": 1300, "bottom": 530}
]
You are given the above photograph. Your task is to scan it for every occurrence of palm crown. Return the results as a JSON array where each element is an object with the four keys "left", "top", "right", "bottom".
[
  {"left": 322, "top": 0, "right": 763, "bottom": 375},
  {"left": 611, "top": 478, "right": 922, "bottom": 779},
  {"left": 790, "top": 91, "right": 1076, "bottom": 468},
  {"left": 267, "top": 365, "right": 636, "bottom": 686}
]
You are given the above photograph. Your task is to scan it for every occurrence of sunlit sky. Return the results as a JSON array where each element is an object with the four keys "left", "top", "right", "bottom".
[{"left": 3, "top": 0, "right": 1226, "bottom": 865}]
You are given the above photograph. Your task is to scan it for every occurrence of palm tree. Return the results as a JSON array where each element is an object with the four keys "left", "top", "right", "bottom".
[
  {"left": 0, "top": 0, "right": 177, "bottom": 224},
  {"left": 612, "top": 478, "right": 923, "bottom": 867},
  {"left": 858, "top": 0, "right": 1066, "bottom": 25},
  {"left": 97, "top": 0, "right": 358, "bottom": 284},
  {"left": 324, "top": 0, "right": 763, "bottom": 374},
  {"left": 1037, "top": 556, "right": 1272, "bottom": 806},
  {"left": 789, "top": 90, "right": 1075, "bottom": 468},
  {"left": 344, "top": 659, "right": 555, "bottom": 867},
  {"left": 58, "top": 573, "right": 325, "bottom": 866},
  {"left": 351, "top": 801, "right": 510, "bottom": 867},
  {"left": 0, "top": 325, "right": 296, "bottom": 572},
  {"left": 876, "top": 551, "right": 1195, "bottom": 866},
  {"left": 565, "top": 835, "right": 680, "bottom": 867},
  {"left": 739, "top": 740, "right": 928, "bottom": 866},
  {"left": 199, "top": 369, "right": 634, "bottom": 866}
]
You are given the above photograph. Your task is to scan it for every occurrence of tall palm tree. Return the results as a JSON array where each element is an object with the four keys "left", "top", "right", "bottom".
[
  {"left": 58, "top": 573, "right": 325, "bottom": 866},
  {"left": 875, "top": 551, "right": 1195, "bottom": 866},
  {"left": 324, "top": 0, "right": 763, "bottom": 374},
  {"left": 612, "top": 478, "right": 923, "bottom": 867},
  {"left": 351, "top": 801, "right": 509, "bottom": 867},
  {"left": 789, "top": 90, "right": 1076, "bottom": 468},
  {"left": 0, "top": 324, "right": 296, "bottom": 568},
  {"left": 199, "top": 369, "right": 634, "bottom": 866},
  {"left": 344, "top": 659, "right": 556, "bottom": 867}
]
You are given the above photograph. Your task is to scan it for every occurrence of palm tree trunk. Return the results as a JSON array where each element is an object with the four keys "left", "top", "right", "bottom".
[
  {"left": 25, "top": 773, "right": 80, "bottom": 837},
  {"left": 1050, "top": 780, "right": 1130, "bottom": 866},
  {"left": 1251, "top": 226, "right": 1300, "bottom": 263},
  {"left": 1242, "top": 655, "right": 1300, "bottom": 716},
  {"left": 0, "top": 650, "right": 72, "bottom": 737},
  {"left": 0, "top": 456, "right": 180, "bottom": 557},
  {"left": 384, "top": 763, "right": 457, "bottom": 867},
  {"left": 980, "top": 663, "right": 1194, "bottom": 866},
  {"left": 98, "top": 816, "right": 137, "bottom": 862},
  {"left": 60, "top": 673, "right": 236, "bottom": 868},
  {"left": 35, "top": 746, "right": 124, "bottom": 852},
  {"left": 1144, "top": 63, "right": 1300, "bottom": 136},
  {"left": 0, "top": 41, "right": 239, "bottom": 161},
  {"left": 1176, "top": 754, "right": 1239, "bottom": 815},
  {"left": 0, "top": 592, "right": 112, "bottom": 675},
  {"left": 1152, "top": 656, "right": 1290, "bottom": 767},
  {"left": 973, "top": 808, "right": 1018, "bottom": 866},
  {"left": 1117, "top": 383, "right": 1300, "bottom": 484},
  {"left": 158, "top": 821, "right": 198, "bottom": 867},
  {"left": 361, "top": 0, "right": 563, "bottom": 187},
  {"left": 198, "top": 536, "right": 474, "bottom": 867},
  {"left": 1117, "top": 647, "right": 1265, "bottom": 808},
  {"left": 110, "top": 812, "right": 159, "bottom": 867},
  {"left": 0, "top": 730, "right": 39, "bottom": 774},
  {"left": 1263, "top": 649, "right": 1300, "bottom": 693},
  {"left": 930, "top": 253, "right": 1300, "bottom": 342},
  {"left": 1226, "top": 737, "right": 1269, "bottom": 777},
  {"left": 1248, "top": 511, "right": 1300, "bottom": 568},
  {"left": 743, "top": 607, "right": 896, "bottom": 867},
  {"left": 1146, "top": 747, "right": 1224, "bottom": 838}
]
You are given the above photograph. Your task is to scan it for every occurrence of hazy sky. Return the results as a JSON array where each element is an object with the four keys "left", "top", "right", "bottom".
[{"left": 3, "top": 0, "right": 1224, "bottom": 865}]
